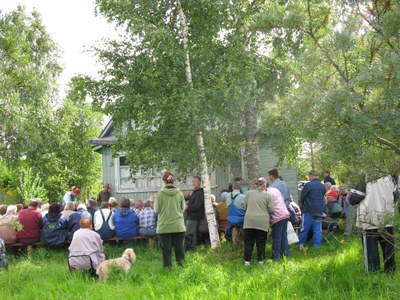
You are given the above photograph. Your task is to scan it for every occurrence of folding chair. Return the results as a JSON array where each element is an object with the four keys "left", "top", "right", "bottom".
[{"left": 322, "top": 204, "right": 342, "bottom": 243}]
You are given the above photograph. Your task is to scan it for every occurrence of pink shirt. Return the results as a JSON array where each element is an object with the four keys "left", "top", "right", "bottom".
[{"left": 267, "top": 187, "right": 290, "bottom": 225}]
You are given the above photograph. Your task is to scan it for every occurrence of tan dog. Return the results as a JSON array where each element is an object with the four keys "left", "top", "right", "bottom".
[{"left": 96, "top": 248, "right": 136, "bottom": 282}]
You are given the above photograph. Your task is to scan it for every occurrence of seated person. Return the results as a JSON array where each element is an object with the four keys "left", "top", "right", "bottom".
[
  {"left": 113, "top": 197, "right": 139, "bottom": 238},
  {"left": 86, "top": 197, "right": 98, "bottom": 219},
  {"left": 138, "top": 200, "right": 157, "bottom": 237},
  {"left": 68, "top": 217, "right": 106, "bottom": 272},
  {"left": 0, "top": 205, "right": 19, "bottom": 243},
  {"left": 108, "top": 197, "right": 119, "bottom": 211},
  {"left": 325, "top": 190, "right": 341, "bottom": 215},
  {"left": 93, "top": 201, "right": 115, "bottom": 240},
  {"left": 288, "top": 197, "right": 302, "bottom": 228},
  {"left": 0, "top": 205, "right": 7, "bottom": 217},
  {"left": 68, "top": 204, "right": 92, "bottom": 239},
  {"left": 40, "top": 203, "right": 69, "bottom": 247},
  {"left": 61, "top": 201, "right": 76, "bottom": 221},
  {"left": 216, "top": 192, "right": 228, "bottom": 236},
  {"left": 17, "top": 199, "right": 43, "bottom": 244}
]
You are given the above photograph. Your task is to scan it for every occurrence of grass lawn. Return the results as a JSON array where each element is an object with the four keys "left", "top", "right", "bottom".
[{"left": 0, "top": 235, "right": 399, "bottom": 300}]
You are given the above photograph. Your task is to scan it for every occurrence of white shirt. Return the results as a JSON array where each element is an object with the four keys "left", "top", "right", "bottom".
[
  {"left": 356, "top": 175, "right": 397, "bottom": 230},
  {"left": 93, "top": 208, "right": 115, "bottom": 231}
]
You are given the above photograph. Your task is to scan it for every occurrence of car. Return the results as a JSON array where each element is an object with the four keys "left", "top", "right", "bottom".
[{"left": 298, "top": 181, "right": 309, "bottom": 191}]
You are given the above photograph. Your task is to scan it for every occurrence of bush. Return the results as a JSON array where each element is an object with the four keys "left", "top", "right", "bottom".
[{"left": 16, "top": 167, "right": 48, "bottom": 204}]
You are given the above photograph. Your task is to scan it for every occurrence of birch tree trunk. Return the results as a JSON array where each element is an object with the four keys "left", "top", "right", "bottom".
[{"left": 177, "top": 0, "right": 220, "bottom": 248}]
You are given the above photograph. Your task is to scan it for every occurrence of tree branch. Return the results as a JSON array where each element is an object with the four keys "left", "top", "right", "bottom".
[{"left": 376, "top": 136, "right": 400, "bottom": 155}]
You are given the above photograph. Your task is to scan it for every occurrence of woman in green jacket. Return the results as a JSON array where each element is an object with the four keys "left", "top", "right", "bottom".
[
  {"left": 154, "top": 172, "right": 186, "bottom": 269},
  {"left": 243, "top": 177, "right": 275, "bottom": 266}
]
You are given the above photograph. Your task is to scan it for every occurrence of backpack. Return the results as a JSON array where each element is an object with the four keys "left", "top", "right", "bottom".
[
  {"left": 95, "top": 210, "right": 115, "bottom": 240},
  {"left": 0, "top": 238, "right": 8, "bottom": 269},
  {"left": 40, "top": 215, "right": 68, "bottom": 247},
  {"left": 348, "top": 184, "right": 366, "bottom": 206}
]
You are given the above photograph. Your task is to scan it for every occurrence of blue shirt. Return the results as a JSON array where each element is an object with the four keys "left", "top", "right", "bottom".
[
  {"left": 113, "top": 208, "right": 139, "bottom": 238},
  {"left": 270, "top": 179, "right": 291, "bottom": 207},
  {"left": 324, "top": 176, "right": 336, "bottom": 185},
  {"left": 301, "top": 178, "right": 326, "bottom": 214}
]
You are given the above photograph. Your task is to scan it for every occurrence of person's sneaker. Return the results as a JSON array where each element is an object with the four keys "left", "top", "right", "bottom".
[
  {"left": 258, "top": 261, "right": 264, "bottom": 265},
  {"left": 244, "top": 261, "right": 251, "bottom": 266}
]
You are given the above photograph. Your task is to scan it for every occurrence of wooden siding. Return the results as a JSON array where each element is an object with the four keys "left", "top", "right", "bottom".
[
  {"left": 101, "top": 147, "right": 116, "bottom": 192},
  {"left": 259, "top": 144, "right": 299, "bottom": 203},
  {"left": 98, "top": 141, "right": 296, "bottom": 202}
]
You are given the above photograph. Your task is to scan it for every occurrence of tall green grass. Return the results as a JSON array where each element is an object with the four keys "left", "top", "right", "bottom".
[{"left": 0, "top": 237, "right": 399, "bottom": 299}]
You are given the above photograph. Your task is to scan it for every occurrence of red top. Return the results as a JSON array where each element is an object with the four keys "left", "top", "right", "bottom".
[{"left": 17, "top": 207, "right": 42, "bottom": 241}]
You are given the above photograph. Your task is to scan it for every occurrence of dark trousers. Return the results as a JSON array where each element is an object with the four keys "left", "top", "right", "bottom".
[
  {"left": 244, "top": 228, "right": 268, "bottom": 262},
  {"left": 362, "top": 227, "right": 396, "bottom": 273},
  {"left": 158, "top": 232, "right": 185, "bottom": 268},
  {"left": 271, "top": 219, "right": 289, "bottom": 260},
  {"left": 185, "top": 219, "right": 199, "bottom": 252}
]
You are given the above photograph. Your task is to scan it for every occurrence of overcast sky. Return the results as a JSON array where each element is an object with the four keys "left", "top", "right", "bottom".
[{"left": 0, "top": 0, "right": 119, "bottom": 96}]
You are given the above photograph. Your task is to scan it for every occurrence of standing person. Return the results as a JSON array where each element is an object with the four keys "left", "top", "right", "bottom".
[
  {"left": 298, "top": 170, "right": 326, "bottom": 247},
  {"left": 268, "top": 186, "right": 290, "bottom": 260},
  {"left": 243, "top": 178, "right": 275, "bottom": 266},
  {"left": 226, "top": 177, "right": 246, "bottom": 244},
  {"left": 61, "top": 187, "right": 80, "bottom": 207},
  {"left": 17, "top": 199, "right": 43, "bottom": 244},
  {"left": 268, "top": 168, "right": 291, "bottom": 208},
  {"left": 185, "top": 176, "right": 205, "bottom": 252},
  {"left": 356, "top": 175, "right": 397, "bottom": 273},
  {"left": 323, "top": 171, "right": 336, "bottom": 185},
  {"left": 154, "top": 172, "right": 186, "bottom": 269},
  {"left": 97, "top": 183, "right": 111, "bottom": 204}
]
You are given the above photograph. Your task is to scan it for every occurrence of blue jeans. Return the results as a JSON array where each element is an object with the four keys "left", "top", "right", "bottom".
[
  {"left": 298, "top": 212, "right": 322, "bottom": 247},
  {"left": 271, "top": 219, "right": 289, "bottom": 260},
  {"left": 138, "top": 227, "right": 156, "bottom": 237}
]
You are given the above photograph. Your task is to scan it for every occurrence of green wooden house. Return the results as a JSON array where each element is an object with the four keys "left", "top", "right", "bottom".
[{"left": 89, "top": 120, "right": 299, "bottom": 202}]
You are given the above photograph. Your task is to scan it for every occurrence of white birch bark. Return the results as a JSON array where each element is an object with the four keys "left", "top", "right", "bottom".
[{"left": 177, "top": 0, "right": 220, "bottom": 248}]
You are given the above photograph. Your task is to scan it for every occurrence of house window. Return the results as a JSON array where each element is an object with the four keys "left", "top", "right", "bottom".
[{"left": 116, "top": 156, "right": 217, "bottom": 192}]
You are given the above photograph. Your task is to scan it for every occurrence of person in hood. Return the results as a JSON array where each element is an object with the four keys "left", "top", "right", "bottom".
[
  {"left": 154, "top": 172, "right": 186, "bottom": 269},
  {"left": 40, "top": 202, "right": 69, "bottom": 247},
  {"left": 113, "top": 197, "right": 139, "bottom": 238}
]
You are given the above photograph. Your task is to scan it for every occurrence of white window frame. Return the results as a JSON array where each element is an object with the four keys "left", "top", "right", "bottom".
[{"left": 114, "top": 155, "right": 217, "bottom": 193}]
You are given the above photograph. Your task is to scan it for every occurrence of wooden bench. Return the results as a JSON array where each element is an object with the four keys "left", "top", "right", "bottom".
[{"left": 5, "top": 236, "right": 156, "bottom": 255}]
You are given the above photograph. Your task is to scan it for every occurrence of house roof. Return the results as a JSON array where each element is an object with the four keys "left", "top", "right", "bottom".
[{"left": 88, "top": 119, "right": 118, "bottom": 151}]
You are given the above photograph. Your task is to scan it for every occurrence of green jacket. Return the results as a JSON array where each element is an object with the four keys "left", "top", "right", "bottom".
[
  {"left": 243, "top": 189, "right": 275, "bottom": 232},
  {"left": 154, "top": 187, "right": 186, "bottom": 234}
]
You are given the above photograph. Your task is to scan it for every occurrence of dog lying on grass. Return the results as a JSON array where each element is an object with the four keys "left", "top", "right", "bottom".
[{"left": 96, "top": 248, "right": 136, "bottom": 282}]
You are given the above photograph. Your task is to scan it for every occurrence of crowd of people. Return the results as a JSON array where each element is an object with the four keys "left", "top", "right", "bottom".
[
  {"left": 0, "top": 189, "right": 157, "bottom": 249},
  {"left": 0, "top": 169, "right": 398, "bottom": 275}
]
